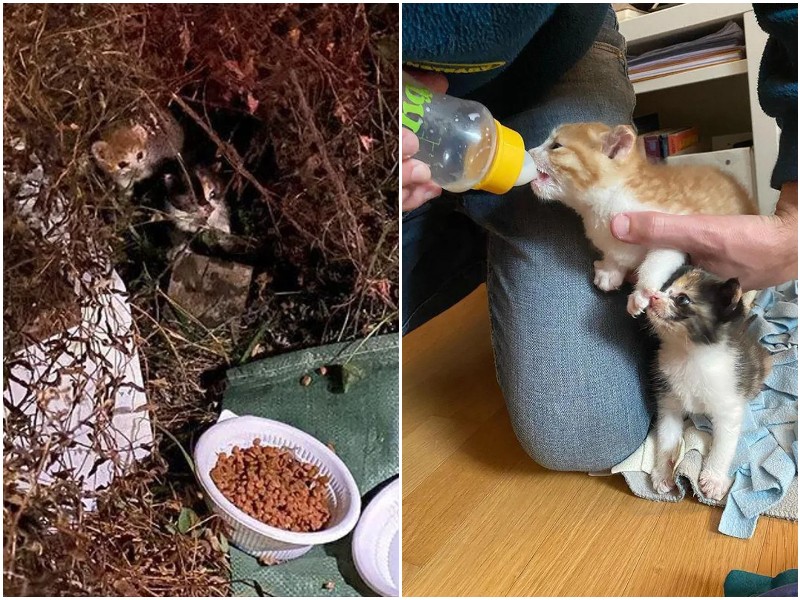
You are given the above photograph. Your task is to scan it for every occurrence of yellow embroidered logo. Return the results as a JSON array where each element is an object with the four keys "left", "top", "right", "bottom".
[{"left": 405, "top": 60, "right": 506, "bottom": 74}]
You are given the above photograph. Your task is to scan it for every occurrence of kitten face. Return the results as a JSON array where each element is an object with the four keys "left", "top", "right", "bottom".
[
  {"left": 195, "top": 166, "right": 225, "bottom": 210},
  {"left": 91, "top": 125, "right": 150, "bottom": 187},
  {"left": 197, "top": 167, "right": 231, "bottom": 234},
  {"left": 165, "top": 166, "right": 230, "bottom": 234},
  {"left": 646, "top": 266, "right": 744, "bottom": 344},
  {"left": 528, "top": 122, "right": 637, "bottom": 200}
]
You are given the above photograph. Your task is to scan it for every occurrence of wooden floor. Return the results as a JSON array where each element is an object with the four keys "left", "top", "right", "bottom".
[{"left": 402, "top": 285, "right": 798, "bottom": 597}]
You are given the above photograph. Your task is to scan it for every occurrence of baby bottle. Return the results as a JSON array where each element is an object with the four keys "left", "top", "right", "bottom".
[{"left": 402, "top": 72, "right": 537, "bottom": 194}]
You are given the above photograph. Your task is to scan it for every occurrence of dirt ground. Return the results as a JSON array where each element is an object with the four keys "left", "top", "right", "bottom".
[{"left": 3, "top": 4, "right": 398, "bottom": 595}]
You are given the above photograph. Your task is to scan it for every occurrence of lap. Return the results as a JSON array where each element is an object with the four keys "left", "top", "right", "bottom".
[
  {"left": 403, "top": 17, "right": 654, "bottom": 470},
  {"left": 484, "top": 197, "right": 655, "bottom": 471},
  {"left": 462, "top": 23, "right": 653, "bottom": 471}
]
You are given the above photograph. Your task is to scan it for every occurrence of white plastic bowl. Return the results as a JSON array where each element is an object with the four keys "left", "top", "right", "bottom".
[
  {"left": 352, "top": 478, "right": 400, "bottom": 597},
  {"left": 194, "top": 410, "right": 361, "bottom": 561}
]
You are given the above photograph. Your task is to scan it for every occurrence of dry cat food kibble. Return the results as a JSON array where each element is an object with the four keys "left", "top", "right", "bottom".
[{"left": 210, "top": 440, "right": 331, "bottom": 532}]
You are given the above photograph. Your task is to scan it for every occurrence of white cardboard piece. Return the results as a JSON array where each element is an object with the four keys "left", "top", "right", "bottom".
[
  {"left": 665, "top": 146, "right": 756, "bottom": 198},
  {"left": 4, "top": 270, "right": 153, "bottom": 508}
]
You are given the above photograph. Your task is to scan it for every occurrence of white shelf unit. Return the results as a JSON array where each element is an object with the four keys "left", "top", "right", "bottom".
[
  {"left": 621, "top": 3, "right": 754, "bottom": 46},
  {"left": 620, "top": 3, "right": 780, "bottom": 214}
]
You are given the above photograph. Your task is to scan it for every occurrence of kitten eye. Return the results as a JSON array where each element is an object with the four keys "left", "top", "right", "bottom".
[
  {"left": 208, "top": 191, "right": 218, "bottom": 201},
  {"left": 117, "top": 161, "right": 129, "bottom": 169},
  {"left": 550, "top": 142, "right": 562, "bottom": 150},
  {"left": 136, "top": 151, "right": 144, "bottom": 161},
  {"left": 675, "top": 293, "right": 691, "bottom": 306}
]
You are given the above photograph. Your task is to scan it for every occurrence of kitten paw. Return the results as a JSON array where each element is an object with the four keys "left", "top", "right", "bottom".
[
  {"left": 699, "top": 469, "right": 732, "bottom": 501},
  {"left": 651, "top": 464, "right": 676, "bottom": 495},
  {"left": 593, "top": 261, "right": 625, "bottom": 292},
  {"left": 627, "top": 289, "right": 653, "bottom": 316}
]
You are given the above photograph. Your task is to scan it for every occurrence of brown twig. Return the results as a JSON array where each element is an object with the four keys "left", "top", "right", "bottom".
[{"left": 288, "top": 70, "right": 367, "bottom": 263}]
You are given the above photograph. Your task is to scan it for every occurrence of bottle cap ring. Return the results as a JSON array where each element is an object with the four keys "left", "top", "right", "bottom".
[{"left": 474, "top": 121, "right": 526, "bottom": 195}]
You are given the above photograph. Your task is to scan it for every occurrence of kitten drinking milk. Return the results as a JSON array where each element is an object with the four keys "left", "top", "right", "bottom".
[
  {"left": 643, "top": 266, "right": 770, "bottom": 500},
  {"left": 527, "top": 123, "right": 757, "bottom": 314}
]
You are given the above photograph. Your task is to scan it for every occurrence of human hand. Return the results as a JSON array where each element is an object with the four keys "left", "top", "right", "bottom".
[
  {"left": 402, "top": 71, "right": 448, "bottom": 212},
  {"left": 610, "top": 181, "right": 798, "bottom": 291}
]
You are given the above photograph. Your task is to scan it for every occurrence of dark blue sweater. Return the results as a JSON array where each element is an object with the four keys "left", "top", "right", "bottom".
[
  {"left": 402, "top": 3, "right": 609, "bottom": 119},
  {"left": 754, "top": 4, "right": 798, "bottom": 189}
]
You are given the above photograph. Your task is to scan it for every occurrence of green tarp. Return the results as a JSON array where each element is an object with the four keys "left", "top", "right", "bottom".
[{"left": 221, "top": 334, "right": 399, "bottom": 597}]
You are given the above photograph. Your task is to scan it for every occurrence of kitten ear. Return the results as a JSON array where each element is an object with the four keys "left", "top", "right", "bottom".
[
  {"left": 91, "top": 140, "right": 109, "bottom": 162},
  {"left": 602, "top": 125, "right": 636, "bottom": 160},
  {"left": 131, "top": 124, "right": 149, "bottom": 143},
  {"left": 718, "top": 278, "right": 743, "bottom": 320}
]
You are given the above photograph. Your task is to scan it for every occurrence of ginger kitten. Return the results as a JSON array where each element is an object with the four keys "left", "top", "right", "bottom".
[
  {"left": 92, "top": 109, "right": 184, "bottom": 189},
  {"left": 527, "top": 122, "right": 757, "bottom": 314},
  {"left": 644, "top": 266, "right": 770, "bottom": 500}
]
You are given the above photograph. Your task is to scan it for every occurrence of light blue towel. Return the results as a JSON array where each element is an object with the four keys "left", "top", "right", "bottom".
[{"left": 690, "top": 281, "right": 798, "bottom": 539}]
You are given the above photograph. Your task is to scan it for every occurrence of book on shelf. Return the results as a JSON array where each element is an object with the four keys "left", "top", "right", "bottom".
[
  {"left": 627, "top": 21, "right": 745, "bottom": 83},
  {"left": 628, "top": 49, "right": 745, "bottom": 82}
]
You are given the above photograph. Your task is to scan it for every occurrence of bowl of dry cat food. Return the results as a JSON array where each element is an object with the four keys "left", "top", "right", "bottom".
[{"left": 194, "top": 410, "right": 361, "bottom": 561}]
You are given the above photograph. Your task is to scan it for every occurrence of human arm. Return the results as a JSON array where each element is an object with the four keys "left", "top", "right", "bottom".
[
  {"left": 610, "top": 5, "right": 798, "bottom": 290},
  {"left": 611, "top": 183, "right": 797, "bottom": 291}
]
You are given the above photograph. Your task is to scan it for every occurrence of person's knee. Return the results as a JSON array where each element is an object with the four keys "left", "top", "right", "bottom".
[
  {"left": 502, "top": 378, "right": 653, "bottom": 472},
  {"left": 511, "top": 418, "right": 648, "bottom": 472},
  {"left": 482, "top": 203, "right": 656, "bottom": 472}
]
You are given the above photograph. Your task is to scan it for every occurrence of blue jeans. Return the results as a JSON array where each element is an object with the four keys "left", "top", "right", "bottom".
[{"left": 403, "top": 12, "right": 654, "bottom": 471}]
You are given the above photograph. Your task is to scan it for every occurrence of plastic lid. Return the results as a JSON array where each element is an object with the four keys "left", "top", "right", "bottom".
[{"left": 474, "top": 120, "right": 527, "bottom": 195}]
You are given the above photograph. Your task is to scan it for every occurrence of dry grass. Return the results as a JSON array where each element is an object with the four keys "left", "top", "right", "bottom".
[{"left": 3, "top": 4, "right": 397, "bottom": 595}]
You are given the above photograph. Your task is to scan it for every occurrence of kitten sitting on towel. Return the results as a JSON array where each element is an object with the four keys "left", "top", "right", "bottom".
[
  {"left": 643, "top": 266, "right": 770, "bottom": 500},
  {"left": 526, "top": 122, "right": 758, "bottom": 314}
]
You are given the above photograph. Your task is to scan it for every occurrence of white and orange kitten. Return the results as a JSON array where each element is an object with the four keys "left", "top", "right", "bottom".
[{"left": 527, "top": 123, "right": 757, "bottom": 313}]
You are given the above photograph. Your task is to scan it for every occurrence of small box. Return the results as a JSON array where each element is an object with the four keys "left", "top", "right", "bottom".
[
  {"left": 640, "top": 127, "right": 699, "bottom": 160},
  {"left": 667, "top": 127, "right": 699, "bottom": 155}
]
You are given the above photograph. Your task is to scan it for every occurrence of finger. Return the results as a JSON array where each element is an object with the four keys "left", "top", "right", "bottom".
[
  {"left": 402, "top": 159, "right": 432, "bottom": 189},
  {"left": 611, "top": 211, "right": 722, "bottom": 256},
  {"left": 402, "top": 128, "right": 420, "bottom": 159},
  {"left": 402, "top": 182, "right": 442, "bottom": 212},
  {"left": 404, "top": 68, "right": 448, "bottom": 94}
]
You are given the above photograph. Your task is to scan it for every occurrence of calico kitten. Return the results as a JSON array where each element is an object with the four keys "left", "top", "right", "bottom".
[
  {"left": 645, "top": 266, "right": 770, "bottom": 500},
  {"left": 163, "top": 165, "right": 231, "bottom": 236},
  {"left": 527, "top": 123, "right": 757, "bottom": 315},
  {"left": 159, "top": 163, "right": 233, "bottom": 261},
  {"left": 195, "top": 166, "right": 231, "bottom": 235}
]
